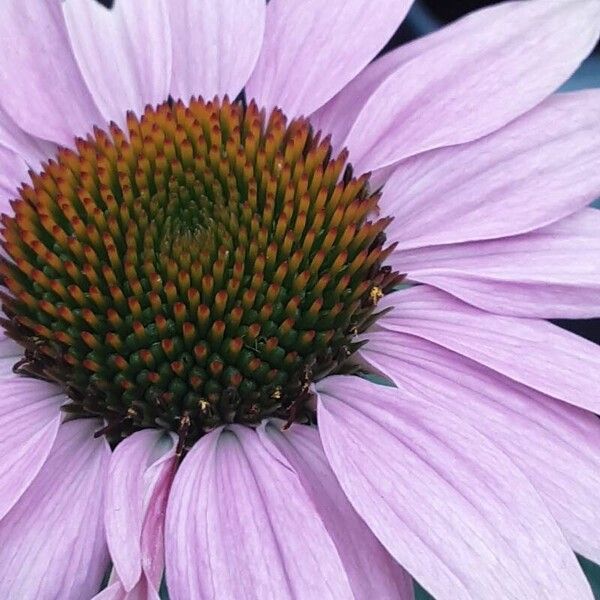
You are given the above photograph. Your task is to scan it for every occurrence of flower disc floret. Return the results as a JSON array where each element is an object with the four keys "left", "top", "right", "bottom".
[{"left": 0, "top": 97, "right": 401, "bottom": 445}]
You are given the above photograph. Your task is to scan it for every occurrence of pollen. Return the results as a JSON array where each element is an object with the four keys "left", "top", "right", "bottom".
[{"left": 0, "top": 96, "right": 401, "bottom": 446}]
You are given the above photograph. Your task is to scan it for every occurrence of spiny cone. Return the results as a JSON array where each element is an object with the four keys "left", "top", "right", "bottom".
[{"left": 0, "top": 96, "right": 401, "bottom": 446}]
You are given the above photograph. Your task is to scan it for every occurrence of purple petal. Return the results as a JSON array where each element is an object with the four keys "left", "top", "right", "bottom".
[
  {"left": 246, "top": 0, "right": 413, "bottom": 118},
  {"left": 169, "top": 0, "right": 265, "bottom": 102},
  {"left": 344, "top": 0, "right": 600, "bottom": 171},
  {"left": 377, "top": 286, "right": 600, "bottom": 414},
  {"left": 317, "top": 375, "right": 593, "bottom": 600},
  {"left": 393, "top": 208, "right": 600, "bottom": 318},
  {"left": 380, "top": 91, "right": 600, "bottom": 249},
  {"left": 258, "top": 420, "right": 414, "bottom": 600},
  {"left": 0, "top": 419, "right": 110, "bottom": 600},
  {"left": 165, "top": 426, "right": 354, "bottom": 599},
  {"left": 62, "top": 0, "right": 171, "bottom": 124},
  {"left": 0, "top": 375, "right": 63, "bottom": 520},
  {"left": 0, "top": 1, "right": 104, "bottom": 145},
  {"left": 105, "top": 429, "right": 176, "bottom": 591},
  {"left": 360, "top": 331, "right": 600, "bottom": 563}
]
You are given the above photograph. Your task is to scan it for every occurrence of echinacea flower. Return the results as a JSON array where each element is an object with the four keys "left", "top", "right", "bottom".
[{"left": 0, "top": 0, "right": 599, "bottom": 598}]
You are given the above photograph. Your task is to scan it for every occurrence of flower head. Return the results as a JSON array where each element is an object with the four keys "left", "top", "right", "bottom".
[{"left": 0, "top": 1, "right": 599, "bottom": 599}]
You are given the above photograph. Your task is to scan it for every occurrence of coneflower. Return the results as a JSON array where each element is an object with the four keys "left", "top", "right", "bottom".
[{"left": 0, "top": 1, "right": 598, "bottom": 599}]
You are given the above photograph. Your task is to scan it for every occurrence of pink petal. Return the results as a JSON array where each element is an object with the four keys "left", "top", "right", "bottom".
[
  {"left": 393, "top": 208, "right": 600, "bottom": 318},
  {"left": 0, "top": 104, "right": 55, "bottom": 169},
  {"left": 344, "top": 0, "right": 600, "bottom": 171},
  {"left": 258, "top": 420, "right": 414, "bottom": 600},
  {"left": 168, "top": 0, "right": 265, "bottom": 102},
  {"left": 92, "top": 576, "right": 160, "bottom": 600},
  {"left": 0, "top": 1, "right": 103, "bottom": 145},
  {"left": 377, "top": 286, "right": 600, "bottom": 414},
  {"left": 360, "top": 331, "right": 600, "bottom": 563},
  {"left": 0, "top": 332, "right": 21, "bottom": 363},
  {"left": 380, "top": 90, "right": 600, "bottom": 249},
  {"left": 105, "top": 429, "right": 176, "bottom": 592},
  {"left": 0, "top": 145, "right": 28, "bottom": 208},
  {"left": 0, "top": 419, "right": 110, "bottom": 600},
  {"left": 317, "top": 375, "right": 593, "bottom": 600},
  {"left": 0, "top": 375, "right": 63, "bottom": 519},
  {"left": 139, "top": 438, "right": 178, "bottom": 587},
  {"left": 165, "top": 426, "right": 354, "bottom": 599},
  {"left": 245, "top": 0, "right": 413, "bottom": 118},
  {"left": 62, "top": 0, "right": 171, "bottom": 125},
  {"left": 310, "top": 20, "right": 446, "bottom": 151}
]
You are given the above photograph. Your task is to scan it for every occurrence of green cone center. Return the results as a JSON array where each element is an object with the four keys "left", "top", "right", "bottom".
[{"left": 0, "top": 97, "right": 401, "bottom": 447}]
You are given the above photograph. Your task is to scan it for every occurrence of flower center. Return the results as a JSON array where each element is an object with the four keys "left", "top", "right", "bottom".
[{"left": 0, "top": 97, "right": 400, "bottom": 447}]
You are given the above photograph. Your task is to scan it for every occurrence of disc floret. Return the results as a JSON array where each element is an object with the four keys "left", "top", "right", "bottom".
[{"left": 0, "top": 97, "right": 401, "bottom": 446}]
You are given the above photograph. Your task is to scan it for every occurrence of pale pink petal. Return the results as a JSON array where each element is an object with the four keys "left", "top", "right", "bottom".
[
  {"left": 0, "top": 375, "right": 63, "bottom": 520},
  {"left": 310, "top": 21, "right": 445, "bottom": 151},
  {"left": 0, "top": 333, "right": 19, "bottom": 360},
  {"left": 344, "top": 0, "right": 600, "bottom": 171},
  {"left": 92, "top": 576, "right": 160, "bottom": 600},
  {"left": 393, "top": 208, "right": 600, "bottom": 318},
  {"left": 258, "top": 420, "right": 414, "bottom": 600},
  {"left": 246, "top": 0, "right": 413, "bottom": 118},
  {"left": 0, "top": 419, "right": 110, "bottom": 600},
  {"left": 63, "top": 0, "right": 171, "bottom": 124},
  {"left": 0, "top": 104, "right": 55, "bottom": 169},
  {"left": 105, "top": 429, "right": 176, "bottom": 592},
  {"left": 360, "top": 331, "right": 600, "bottom": 563},
  {"left": 139, "top": 438, "right": 178, "bottom": 588},
  {"left": 0, "top": 1, "right": 104, "bottom": 145},
  {"left": 377, "top": 286, "right": 600, "bottom": 414},
  {"left": 380, "top": 91, "right": 600, "bottom": 249},
  {"left": 0, "top": 145, "right": 28, "bottom": 208},
  {"left": 168, "top": 0, "right": 265, "bottom": 101},
  {"left": 165, "top": 426, "right": 353, "bottom": 599},
  {"left": 0, "top": 332, "right": 24, "bottom": 374},
  {"left": 317, "top": 375, "right": 593, "bottom": 600}
]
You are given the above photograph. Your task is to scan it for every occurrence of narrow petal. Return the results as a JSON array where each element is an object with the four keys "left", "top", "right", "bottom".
[
  {"left": 392, "top": 209, "right": 600, "bottom": 318},
  {"left": 0, "top": 375, "right": 63, "bottom": 520},
  {"left": 0, "top": 1, "right": 104, "bottom": 145},
  {"left": 377, "top": 286, "right": 600, "bottom": 414},
  {"left": 258, "top": 420, "right": 414, "bottom": 600},
  {"left": 168, "top": 0, "right": 265, "bottom": 101},
  {"left": 165, "top": 426, "right": 353, "bottom": 599},
  {"left": 317, "top": 376, "right": 593, "bottom": 600},
  {"left": 360, "top": 331, "right": 600, "bottom": 563},
  {"left": 0, "top": 419, "right": 110, "bottom": 600},
  {"left": 380, "top": 91, "right": 600, "bottom": 249},
  {"left": 139, "top": 437, "right": 178, "bottom": 588},
  {"left": 344, "top": 0, "right": 600, "bottom": 171},
  {"left": 63, "top": 0, "right": 171, "bottom": 124},
  {"left": 246, "top": 0, "right": 413, "bottom": 118},
  {"left": 0, "top": 145, "right": 28, "bottom": 208},
  {"left": 105, "top": 429, "right": 176, "bottom": 592}
]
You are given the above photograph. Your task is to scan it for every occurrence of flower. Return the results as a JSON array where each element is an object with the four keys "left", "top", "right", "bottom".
[{"left": 0, "top": 0, "right": 599, "bottom": 598}]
